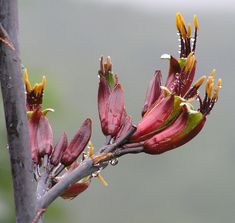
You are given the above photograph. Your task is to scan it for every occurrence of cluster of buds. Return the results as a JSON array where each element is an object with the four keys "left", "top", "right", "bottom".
[
  {"left": 24, "top": 69, "right": 107, "bottom": 199},
  {"left": 98, "top": 13, "right": 221, "bottom": 155},
  {"left": 98, "top": 56, "right": 133, "bottom": 144}
]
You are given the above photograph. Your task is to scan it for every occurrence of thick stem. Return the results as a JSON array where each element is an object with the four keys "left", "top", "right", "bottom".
[{"left": 0, "top": 1, "right": 36, "bottom": 222}]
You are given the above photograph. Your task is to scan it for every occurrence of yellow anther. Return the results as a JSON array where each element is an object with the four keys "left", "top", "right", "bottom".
[
  {"left": 209, "top": 69, "right": 216, "bottom": 78},
  {"left": 178, "top": 12, "right": 186, "bottom": 27},
  {"left": 33, "top": 83, "right": 40, "bottom": 96},
  {"left": 23, "top": 68, "right": 32, "bottom": 92},
  {"left": 206, "top": 75, "right": 215, "bottom": 98},
  {"left": 194, "top": 75, "right": 206, "bottom": 88},
  {"left": 176, "top": 12, "right": 187, "bottom": 38},
  {"left": 87, "top": 141, "right": 94, "bottom": 157},
  {"left": 42, "top": 75, "right": 46, "bottom": 90},
  {"left": 97, "top": 174, "right": 108, "bottom": 187},
  {"left": 42, "top": 108, "right": 55, "bottom": 116},
  {"left": 187, "top": 23, "right": 191, "bottom": 38},
  {"left": 183, "top": 52, "right": 195, "bottom": 73},
  {"left": 208, "top": 82, "right": 214, "bottom": 99},
  {"left": 193, "top": 15, "right": 199, "bottom": 29},
  {"left": 213, "top": 78, "right": 222, "bottom": 101}
]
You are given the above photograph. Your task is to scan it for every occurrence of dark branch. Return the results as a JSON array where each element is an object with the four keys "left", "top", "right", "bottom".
[{"left": 0, "top": 1, "right": 36, "bottom": 222}]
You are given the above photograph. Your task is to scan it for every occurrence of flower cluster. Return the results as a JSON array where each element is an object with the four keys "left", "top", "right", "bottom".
[
  {"left": 97, "top": 13, "right": 221, "bottom": 155},
  {"left": 25, "top": 13, "right": 221, "bottom": 202},
  {"left": 24, "top": 69, "right": 106, "bottom": 200}
]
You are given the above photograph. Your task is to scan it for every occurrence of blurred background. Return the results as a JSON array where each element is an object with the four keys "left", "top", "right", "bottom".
[{"left": 0, "top": 0, "right": 234, "bottom": 222}]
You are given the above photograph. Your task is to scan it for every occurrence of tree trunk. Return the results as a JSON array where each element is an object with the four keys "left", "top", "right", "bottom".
[{"left": 0, "top": 1, "right": 36, "bottom": 222}]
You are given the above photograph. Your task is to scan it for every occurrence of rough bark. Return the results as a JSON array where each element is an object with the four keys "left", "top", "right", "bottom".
[{"left": 0, "top": 1, "right": 36, "bottom": 222}]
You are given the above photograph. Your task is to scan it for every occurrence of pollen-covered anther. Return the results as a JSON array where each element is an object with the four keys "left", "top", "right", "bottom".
[
  {"left": 23, "top": 68, "right": 32, "bottom": 92},
  {"left": 206, "top": 76, "right": 214, "bottom": 98},
  {"left": 213, "top": 78, "right": 222, "bottom": 102},
  {"left": 97, "top": 174, "right": 108, "bottom": 186},
  {"left": 87, "top": 141, "right": 94, "bottom": 157},
  {"left": 187, "top": 23, "right": 191, "bottom": 38},
  {"left": 183, "top": 52, "right": 195, "bottom": 73},
  {"left": 193, "top": 15, "right": 199, "bottom": 30},
  {"left": 176, "top": 12, "right": 187, "bottom": 38},
  {"left": 194, "top": 75, "right": 206, "bottom": 88}
]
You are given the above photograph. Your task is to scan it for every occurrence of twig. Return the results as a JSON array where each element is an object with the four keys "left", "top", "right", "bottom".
[{"left": 34, "top": 125, "right": 138, "bottom": 222}]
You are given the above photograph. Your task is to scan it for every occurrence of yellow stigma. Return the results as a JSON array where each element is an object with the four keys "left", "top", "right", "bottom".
[
  {"left": 23, "top": 68, "right": 32, "bottom": 92},
  {"left": 183, "top": 52, "right": 195, "bottom": 73},
  {"left": 193, "top": 15, "right": 199, "bottom": 29},
  {"left": 194, "top": 75, "right": 206, "bottom": 88},
  {"left": 187, "top": 23, "right": 191, "bottom": 38},
  {"left": 97, "top": 174, "right": 108, "bottom": 187},
  {"left": 213, "top": 78, "right": 222, "bottom": 101},
  {"left": 87, "top": 141, "right": 94, "bottom": 157}
]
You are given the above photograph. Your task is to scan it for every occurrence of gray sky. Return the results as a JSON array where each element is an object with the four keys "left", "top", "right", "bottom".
[{"left": 70, "top": 0, "right": 235, "bottom": 11}]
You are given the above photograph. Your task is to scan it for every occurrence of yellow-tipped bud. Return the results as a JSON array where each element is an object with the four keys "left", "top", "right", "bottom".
[
  {"left": 87, "top": 141, "right": 94, "bottom": 157},
  {"left": 97, "top": 174, "right": 108, "bottom": 187},
  {"left": 194, "top": 75, "right": 206, "bottom": 88},
  {"left": 23, "top": 68, "right": 32, "bottom": 92},
  {"left": 194, "top": 15, "right": 199, "bottom": 29},
  {"left": 187, "top": 23, "right": 191, "bottom": 38},
  {"left": 213, "top": 78, "right": 222, "bottom": 101}
]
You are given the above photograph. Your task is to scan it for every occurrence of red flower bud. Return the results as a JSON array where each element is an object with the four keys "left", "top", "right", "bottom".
[
  {"left": 142, "top": 70, "right": 162, "bottom": 117},
  {"left": 50, "top": 132, "right": 68, "bottom": 166},
  {"left": 98, "top": 75, "right": 111, "bottom": 135},
  {"left": 27, "top": 109, "right": 42, "bottom": 164},
  {"left": 36, "top": 115, "right": 53, "bottom": 157},
  {"left": 105, "top": 84, "right": 125, "bottom": 136},
  {"left": 60, "top": 179, "right": 90, "bottom": 199},
  {"left": 61, "top": 118, "right": 92, "bottom": 166},
  {"left": 144, "top": 104, "right": 206, "bottom": 154}
]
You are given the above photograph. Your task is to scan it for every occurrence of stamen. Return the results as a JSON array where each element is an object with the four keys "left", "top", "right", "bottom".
[
  {"left": 194, "top": 75, "right": 206, "bottom": 88},
  {"left": 187, "top": 23, "right": 191, "bottom": 38},
  {"left": 97, "top": 174, "right": 108, "bottom": 186},
  {"left": 23, "top": 68, "right": 32, "bottom": 92},
  {"left": 193, "top": 15, "right": 199, "bottom": 30},
  {"left": 213, "top": 78, "right": 222, "bottom": 102},
  {"left": 87, "top": 141, "right": 94, "bottom": 157},
  {"left": 42, "top": 76, "right": 46, "bottom": 89},
  {"left": 209, "top": 69, "right": 216, "bottom": 78},
  {"left": 183, "top": 52, "right": 195, "bottom": 73}
]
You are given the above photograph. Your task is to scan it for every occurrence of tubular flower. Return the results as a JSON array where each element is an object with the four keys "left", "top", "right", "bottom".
[
  {"left": 129, "top": 13, "right": 222, "bottom": 154},
  {"left": 98, "top": 56, "right": 127, "bottom": 137}
]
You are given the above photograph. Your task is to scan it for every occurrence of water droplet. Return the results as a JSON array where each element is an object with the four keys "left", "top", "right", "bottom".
[{"left": 110, "top": 158, "right": 118, "bottom": 166}]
